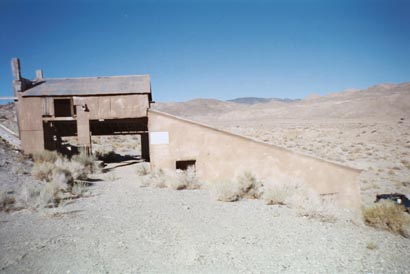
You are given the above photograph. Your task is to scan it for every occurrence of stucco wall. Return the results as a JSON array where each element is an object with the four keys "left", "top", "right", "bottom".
[
  {"left": 17, "top": 96, "right": 45, "bottom": 153},
  {"left": 72, "top": 94, "right": 149, "bottom": 119},
  {"left": 148, "top": 110, "right": 362, "bottom": 210}
]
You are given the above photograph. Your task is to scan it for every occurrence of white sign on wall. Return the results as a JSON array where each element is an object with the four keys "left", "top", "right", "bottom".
[{"left": 150, "top": 132, "right": 169, "bottom": 145}]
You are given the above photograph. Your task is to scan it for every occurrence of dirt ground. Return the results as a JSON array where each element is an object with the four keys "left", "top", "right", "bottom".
[{"left": 1, "top": 161, "right": 410, "bottom": 274}]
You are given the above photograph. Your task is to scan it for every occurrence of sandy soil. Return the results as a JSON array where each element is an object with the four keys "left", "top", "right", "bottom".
[{"left": 1, "top": 162, "right": 410, "bottom": 274}]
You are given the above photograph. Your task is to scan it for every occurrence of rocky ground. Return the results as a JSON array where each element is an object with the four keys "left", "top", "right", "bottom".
[{"left": 1, "top": 161, "right": 410, "bottom": 274}]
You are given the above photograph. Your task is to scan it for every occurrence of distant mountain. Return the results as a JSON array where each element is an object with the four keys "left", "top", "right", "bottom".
[
  {"left": 227, "top": 97, "right": 300, "bottom": 105},
  {"left": 153, "top": 82, "right": 410, "bottom": 120}
]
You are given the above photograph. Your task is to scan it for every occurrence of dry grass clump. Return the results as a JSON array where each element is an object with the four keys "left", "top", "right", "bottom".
[
  {"left": 363, "top": 200, "right": 410, "bottom": 237},
  {"left": 263, "top": 184, "right": 291, "bottom": 205},
  {"left": 237, "top": 171, "right": 263, "bottom": 199},
  {"left": 263, "top": 180, "right": 338, "bottom": 222},
  {"left": 32, "top": 150, "right": 59, "bottom": 163},
  {"left": 32, "top": 150, "right": 98, "bottom": 183},
  {"left": 140, "top": 166, "right": 201, "bottom": 190},
  {"left": 207, "top": 172, "right": 339, "bottom": 222},
  {"left": 209, "top": 171, "right": 262, "bottom": 202},
  {"left": 31, "top": 161, "right": 55, "bottom": 182},
  {"left": 211, "top": 171, "right": 263, "bottom": 202},
  {"left": 71, "top": 152, "right": 100, "bottom": 174},
  {"left": 175, "top": 166, "right": 200, "bottom": 190},
  {"left": 210, "top": 181, "right": 241, "bottom": 202},
  {"left": 0, "top": 190, "right": 16, "bottom": 212},
  {"left": 141, "top": 169, "right": 167, "bottom": 188},
  {"left": 166, "top": 176, "right": 189, "bottom": 190},
  {"left": 27, "top": 150, "right": 99, "bottom": 209},
  {"left": 136, "top": 162, "right": 150, "bottom": 176}
]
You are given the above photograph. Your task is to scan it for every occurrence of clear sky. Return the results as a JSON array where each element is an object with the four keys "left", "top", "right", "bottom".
[{"left": 0, "top": 0, "right": 409, "bottom": 102}]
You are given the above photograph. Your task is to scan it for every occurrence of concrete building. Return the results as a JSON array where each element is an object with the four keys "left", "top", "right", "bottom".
[
  {"left": 11, "top": 58, "right": 361, "bottom": 210},
  {"left": 11, "top": 58, "right": 151, "bottom": 158}
]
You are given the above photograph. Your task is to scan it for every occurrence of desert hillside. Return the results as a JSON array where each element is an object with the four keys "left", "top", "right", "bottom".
[{"left": 153, "top": 82, "right": 410, "bottom": 120}]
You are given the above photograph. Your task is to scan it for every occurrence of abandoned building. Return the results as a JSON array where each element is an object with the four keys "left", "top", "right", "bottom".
[
  {"left": 11, "top": 58, "right": 151, "bottom": 159},
  {"left": 11, "top": 58, "right": 362, "bottom": 211}
]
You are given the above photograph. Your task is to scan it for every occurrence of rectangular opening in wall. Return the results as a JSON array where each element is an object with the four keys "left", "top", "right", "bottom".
[
  {"left": 54, "top": 99, "right": 73, "bottom": 117},
  {"left": 176, "top": 160, "right": 196, "bottom": 171}
]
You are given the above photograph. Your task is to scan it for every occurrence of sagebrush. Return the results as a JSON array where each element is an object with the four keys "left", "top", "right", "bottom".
[
  {"left": 363, "top": 200, "right": 410, "bottom": 237},
  {"left": 26, "top": 150, "right": 99, "bottom": 209}
]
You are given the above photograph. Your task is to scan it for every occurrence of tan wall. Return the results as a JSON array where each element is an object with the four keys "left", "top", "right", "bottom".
[
  {"left": 148, "top": 110, "right": 362, "bottom": 210},
  {"left": 17, "top": 96, "right": 45, "bottom": 154},
  {"left": 20, "top": 130, "right": 44, "bottom": 154},
  {"left": 73, "top": 94, "right": 149, "bottom": 120},
  {"left": 17, "top": 97, "right": 44, "bottom": 131}
]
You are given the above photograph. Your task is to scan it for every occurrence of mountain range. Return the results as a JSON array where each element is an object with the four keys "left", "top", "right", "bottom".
[{"left": 153, "top": 82, "right": 410, "bottom": 121}]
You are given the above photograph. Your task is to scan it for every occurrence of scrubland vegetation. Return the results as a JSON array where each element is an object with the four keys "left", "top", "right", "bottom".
[
  {"left": 136, "top": 165, "right": 410, "bottom": 234},
  {"left": 138, "top": 167, "right": 340, "bottom": 223},
  {"left": 363, "top": 200, "right": 410, "bottom": 238},
  {"left": 0, "top": 150, "right": 99, "bottom": 212},
  {"left": 140, "top": 165, "right": 200, "bottom": 190}
]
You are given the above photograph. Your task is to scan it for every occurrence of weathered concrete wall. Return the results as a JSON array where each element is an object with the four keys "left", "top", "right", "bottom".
[
  {"left": 73, "top": 94, "right": 149, "bottom": 120},
  {"left": 148, "top": 110, "right": 362, "bottom": 210},
  {"left": 17, "top": 96, "right": 45, "bottom": 154}
]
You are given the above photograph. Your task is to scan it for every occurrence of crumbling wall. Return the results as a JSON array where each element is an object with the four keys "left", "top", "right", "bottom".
[{"left": 148, "top": 110, "right": 362, "bottom": 210}]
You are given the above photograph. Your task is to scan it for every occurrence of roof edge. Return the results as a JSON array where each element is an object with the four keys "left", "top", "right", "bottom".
[{"left": 39, "top": 74, "right": 150, "bottom": 81}]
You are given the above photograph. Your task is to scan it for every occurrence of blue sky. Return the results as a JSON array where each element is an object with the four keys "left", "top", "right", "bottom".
[{"left": 0, "top": 0, "right": 409, "bottom": 102}]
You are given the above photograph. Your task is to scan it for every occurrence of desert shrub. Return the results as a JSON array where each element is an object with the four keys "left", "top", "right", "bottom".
[
  {"left": 237, "top": 171, "right": 262, "bottom": 199},
  {"left": 363, "top": 200, "right": 410, "bottom": 237},
  {"left": 292, "top": 191, "right": 338, "bottom": 223},
  {"left": 140, "top": 167, "right": 200, "bottom": 190},
  {"left": 32, "top": 150, "right": 60, "bottom": 163},
  {"left": 0, "top": 190, "right": 16, "bottom": 212},
  {"left": 141, "top": 169, "right": 167, "bottom": 188},
  {"left": 176, "top": 166, "right": 200, "bottom": 190},
  {"left": 32, "top": 151, "right": 98, "bottom": 183},
  {"left": 71, "top": 151, "right": 99, "bottom": 174},
  {"left": 136, "top": 162, "right": 151, "bottom": 176},
  {"left": 166, "top": 176, "right": 188, "bottom": 190},
  {"left": 263, "top": 184, "right": 291, "bottom": 205},
  {"left": 262, "top": 178, "right": 304, "bottom": 205},
  {"left": 38, "top": 180, "right": 66, "bottom": 208},
  {"left": 262, "top": 179, "right": 338, "bottom": 222},
  {"left": 28, "top": 150, "right": 100, "bottom": 209},
  {"left": 32, "top": 162, "right": 56, "bottom": 182},
  {"left": 71, "top": 181, "right": 88, "bottom": 196},
  {"left": 209, "top": 171, "right": 261, "bottom": 202},
  {"left": 209, "top": 181, "right": 241, "bottom": 202},
  {"left": 55, "top": 158, "right": 87, "bottom": 181},
  {"left": 17, "top": 182, "right": 42, "bottom": 208}
]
